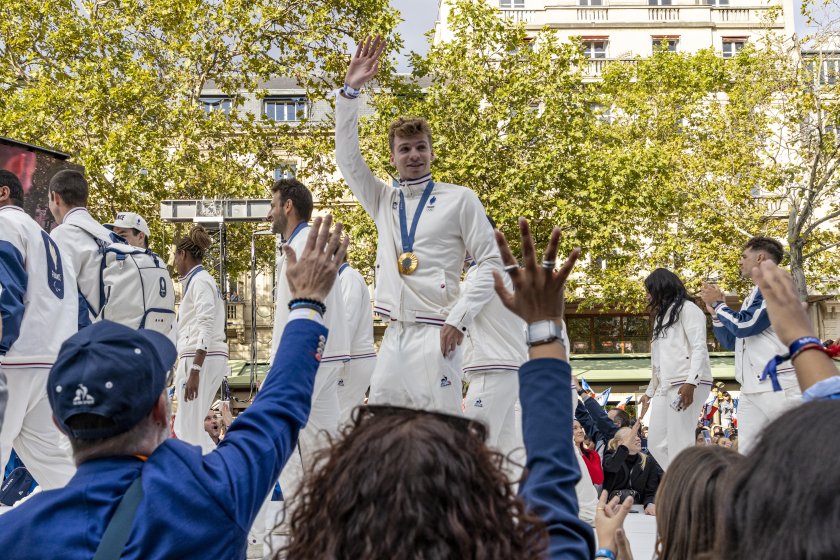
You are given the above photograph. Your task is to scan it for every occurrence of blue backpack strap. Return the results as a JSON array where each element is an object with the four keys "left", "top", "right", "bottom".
[{"left": 92, "top": 475, "right": 144, "bottom": 560}]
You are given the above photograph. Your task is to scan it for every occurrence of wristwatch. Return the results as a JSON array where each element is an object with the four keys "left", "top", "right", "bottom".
[
  {"left": 710, "top": 300, "right": 725, "bottom": 309},
  {"left": 526, "top": 320, "right": 562, "bottom": 347}
]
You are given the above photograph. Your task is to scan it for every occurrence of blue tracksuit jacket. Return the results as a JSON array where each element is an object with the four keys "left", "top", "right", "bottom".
[{"left": 0, "top": 318, "right": 327, "bottom": 559}]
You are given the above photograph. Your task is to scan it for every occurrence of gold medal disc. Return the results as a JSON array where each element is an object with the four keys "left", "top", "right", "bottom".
[{"left": 398, "top": 252, "right": 419, "bottom": 275}]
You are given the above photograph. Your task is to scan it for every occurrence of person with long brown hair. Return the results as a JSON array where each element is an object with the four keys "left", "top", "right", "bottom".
[
  {"left": 654, "top": 446, "right": 743, "bottom": 560},
  {"left": 279, "top": 218, "right": 595, "bottom": 559},
  {"left": 172, "top": 225, "right": 228, "bottom": 453}
]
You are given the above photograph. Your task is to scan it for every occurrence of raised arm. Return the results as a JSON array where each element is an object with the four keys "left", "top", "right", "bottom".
[
  {"left": 494, "top": 218, "right": 593, "bottom": 559},
  {"left": 202, "top": 216, "right": 350, "bottom": 531},
  {"left": 335, "top": 36, "right": 389, "bottom": 217},
  {"left": 751, "top": 260, "right": 839, "bottom": 398},
  {"left": 701, "top": 283, "right": 770, "bottom": 339}
]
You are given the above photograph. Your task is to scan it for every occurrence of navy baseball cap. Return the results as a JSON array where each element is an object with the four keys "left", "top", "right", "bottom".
[{"left": 48, "top": 321, "right": 177, "bottom": 439}]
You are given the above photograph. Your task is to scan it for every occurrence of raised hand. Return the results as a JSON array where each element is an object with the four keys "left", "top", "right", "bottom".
[
  {"left": 751, "top": 260, "right": 812, "bottom": 346},
  {"left": 595, "top": 491, "right": 634, "bottom": 555},
  {"left": 752, "top": 260, "right": 838, "bottom": 393},
  {"left": 700, "top": 283, "right": 725, "bottom": 305},
  {"left": 344, "top": 35, "right": 386, "bottom": 90},
  {"left": 493, "top": 217, "right": 580, "bottom": 324},
  {"left": 285, "top": 215, "right": 349, "bottom": 303}
]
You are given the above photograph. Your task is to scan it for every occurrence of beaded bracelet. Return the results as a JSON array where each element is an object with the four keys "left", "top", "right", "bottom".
[
  {"left": 288, "top": 298, "right": 326, "bottom": 315},
  {"left": 594, "top": 548, "right": 617, "bottom": 560}
]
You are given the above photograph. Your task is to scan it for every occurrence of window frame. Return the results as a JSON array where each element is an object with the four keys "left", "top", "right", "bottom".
[
  {"left": 263, "top": 97, "right": 309, "bottom": 122},
  {"left": 199, "top": 97, "right": 232, "bottom": 115},
  {"left": 721, "top": 38, "right": 747, "bottom": 58}
]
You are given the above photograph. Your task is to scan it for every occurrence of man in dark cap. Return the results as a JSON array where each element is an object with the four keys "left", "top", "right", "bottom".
[{"left": 0, "top": 216, "right": 347, "bottom": 560}]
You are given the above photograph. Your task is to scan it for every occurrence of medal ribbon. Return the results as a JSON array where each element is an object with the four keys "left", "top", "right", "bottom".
[
  {"left": 285, "top": 221, "right": 309, "bottom": 245},
  {"left": 182, "top": 265, "right": 205, "bottom": 297},
  {"left": 397, "top": 179, "right": 436, "bottom": 255}
]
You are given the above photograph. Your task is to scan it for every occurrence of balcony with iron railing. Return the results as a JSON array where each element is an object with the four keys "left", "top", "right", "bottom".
[
  {"left": 499, "top": 5, "right": 774, "bottom": 27},
  {"left": 583, "top": 57, "right": 638, "bottom": 78}
]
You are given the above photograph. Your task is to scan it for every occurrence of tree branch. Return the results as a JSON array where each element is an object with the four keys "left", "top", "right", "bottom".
[{"left": 803, "top": 240, "right": 840, "bottom": 260}]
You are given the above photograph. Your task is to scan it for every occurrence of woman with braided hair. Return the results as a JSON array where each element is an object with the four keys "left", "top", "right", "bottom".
[{"left": 172, "top": 226, "right": 228, "bottom": 453}]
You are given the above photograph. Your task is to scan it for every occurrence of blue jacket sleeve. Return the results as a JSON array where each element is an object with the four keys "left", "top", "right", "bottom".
[
  {"left": 713, "top": 289, "right": 771, "bottom": 339},
  {"left": 574, "top": 401, "right": 594, "bottom": 435},
  {"left": 712, "top": 320, "right": 735, "bottom": 350},
  {"left": 201, "top": 318, "right": 327, "bottom": 532},
  {"left": 582, "top": 395, "right": 617, "bottom": 443},
  {"left": 0, "top": 240, "right": 27, "bottom": 354},
  {"left": 518, "top": 358, "right": 595, "bottom": 559}
]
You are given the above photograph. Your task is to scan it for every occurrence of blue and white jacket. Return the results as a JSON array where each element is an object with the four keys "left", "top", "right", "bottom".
[
  {"left": 712, "top": 286, "right": 796, "bottom": 393},
  {"left": 0, "top": 205, "right": 78, "bottom": 368}
]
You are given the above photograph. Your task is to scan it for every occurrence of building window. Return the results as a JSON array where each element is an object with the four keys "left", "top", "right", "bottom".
[
  {"left": 648, "top": 0, "right": 673, "bottom": 4},
  {"left": 583, "top": 40, "right": 607, "bottom": 59},
  {"left": 273, "top": 163, "right": 297, "bottom": 181},
  {"left": 820, "top": 59, "right": 840, "bottom": 85},
  {"left": 579, "top": 0, "right": 603, "bottom": 5},
  {"left": 264, "top": 98, "right": 308, "bottom": 122},
  {"left": 706, "top": 0, "right": 729, "bottom": 5},
  {"left": 722, "top": 39, "right": 746, "bottom": 58},
  {"left": 200, "top": 97, "right": 231, "bottom": 115},
  {"left": 653, "top": 37, "right": 678, "bottom": 52},
  {"left": 500, "top": 0, "right": 525, "bottom": 7}
]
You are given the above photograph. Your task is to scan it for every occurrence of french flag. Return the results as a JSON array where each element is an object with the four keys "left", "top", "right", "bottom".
[
  {"left": 702, "top": 392, "right": 718, "bottom": 420},
  {"left": 596, "top": 387, "right": 612, "bottom": 407},
  {"left": 616, "top": 395, "right": 633, "bottom": 410}
]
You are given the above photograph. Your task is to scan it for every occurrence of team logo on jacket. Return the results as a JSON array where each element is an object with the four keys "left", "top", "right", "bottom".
[
  {"left": 392, "top": 201, "right": 398, "bottom": 210},
  {"left": 427, "top": 196, "right": 437, "bottom": 209},
  {"left": 40, "top": 231, "right": 65, "bottom": 299},
  {"left": 72, "top": 384, "right": 95, "bottom": 406},
  {"left": 474, "top": 398, "right": 483, "bottom": 408},
  {"left": 337, "top": 378, "right": 345, "bottom": 387},
  {"left": 440, "top": 375, "right": 452, "bottom": 388}
]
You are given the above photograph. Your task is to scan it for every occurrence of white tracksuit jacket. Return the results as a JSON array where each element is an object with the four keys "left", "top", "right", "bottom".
[
  {"left": 176, "top": 265, "right": 228, "bottom": 359},
  {"left": 0, "top": 206, "right": 78, "bottom": 368},
  {"left": 270, "top": 224, "right": 350, "bottom": 363},
  {"left": 335, "top": 92, "right": 502, "bottom": 332},
  {"left": 461, "top": 264, "right": 571, "bottom": 374},
  {"left": 51, "top": 207, "right": 113, "bottom": 318},
  {"left": 644, "top": 301, "right": 713, "bottom": 398},
  {"left": 338, "top": 263, "right": 376, "bottom": 361},
  {"left": 461, "top": 264, "right": 527, "bottom": 374}
]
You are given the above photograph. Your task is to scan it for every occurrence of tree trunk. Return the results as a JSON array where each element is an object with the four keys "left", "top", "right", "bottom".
[{"left": 788, "top": 238, "right": 809, "bottom": 301}]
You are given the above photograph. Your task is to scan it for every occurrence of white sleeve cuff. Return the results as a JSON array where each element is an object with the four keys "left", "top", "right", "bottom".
[{"left": 288, "top": 308, "right": 325, "bottom": 326}]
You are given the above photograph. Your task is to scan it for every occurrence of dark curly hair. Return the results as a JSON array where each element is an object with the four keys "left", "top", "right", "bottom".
[{"left": 278, "top": 406, "right": 547, "bottom": 559}]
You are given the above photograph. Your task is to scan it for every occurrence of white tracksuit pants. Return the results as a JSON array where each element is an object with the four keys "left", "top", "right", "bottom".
[
  {"left": 336, "top": 356, "right": 376, "bottom": 426},
  {"left": 737, "top": 387, "right": 802, "bottom": 454},
  {"left": 368, "top": 321, "right": 463, "bottom": 415},
  {"left": 0, "top": 368, "right": 76, "bottom": 489},
  {"left": 647, "top": 383, "right": 711, "bottom": 471},
  {"left": 463, "top": 369, "right": 521, "bottom": 457},
  {"left": 279, "top": 361, "right": 342, "bottom": 499},
  {"left": 173, "top": 354, "right": 227, "bottom": 454}
]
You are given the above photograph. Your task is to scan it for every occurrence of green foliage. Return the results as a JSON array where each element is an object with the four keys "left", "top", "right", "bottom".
[
  {"left": 0, "top": 0, "right": 399, "bottom": 279},
  {"left": 307, "top": 0, "right": 838, "bottom": 306}
]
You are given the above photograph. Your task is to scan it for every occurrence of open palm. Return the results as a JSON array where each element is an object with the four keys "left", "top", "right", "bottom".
[{"left": 345, "top": 35, "right": 386, "bottom": 89}]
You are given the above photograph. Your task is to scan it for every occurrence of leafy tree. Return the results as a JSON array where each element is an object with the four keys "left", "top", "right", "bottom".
[
  {"left": 306, "top": 0, "right": 838, "bottom": 308},
  {"left": 0, "top": 0, "right": 400, "bottom": 279}
]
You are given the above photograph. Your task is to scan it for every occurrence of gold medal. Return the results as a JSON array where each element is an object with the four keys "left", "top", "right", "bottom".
[{"left": 398, "top": 251, "right": 419, "bottom": 275}]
